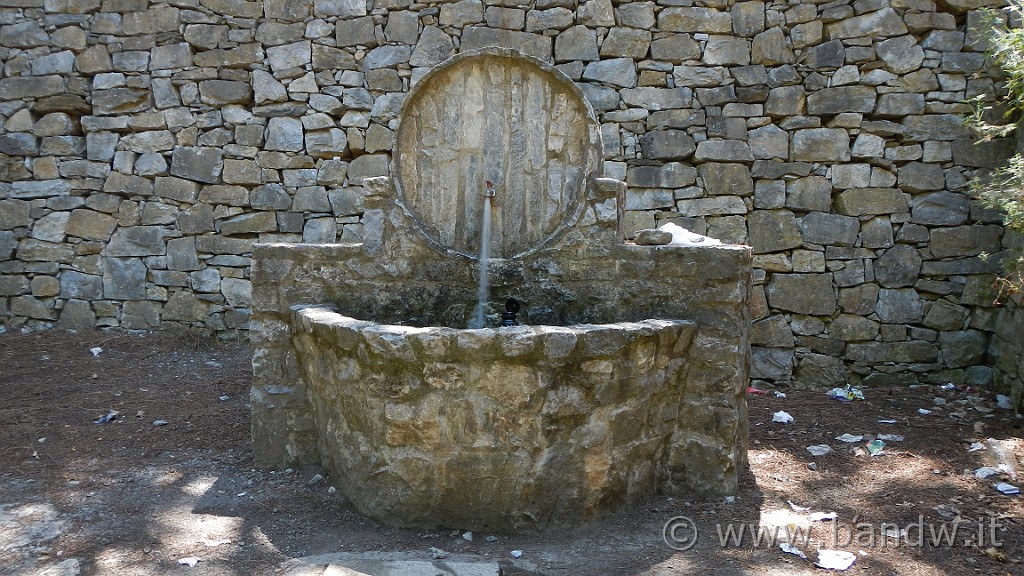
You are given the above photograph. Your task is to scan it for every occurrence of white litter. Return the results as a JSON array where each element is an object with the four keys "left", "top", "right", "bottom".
[
  {"left": 877, "top": 434, "right": 904, "bottom": 442},
  {"left": 779, "top": 543, "right": 807, "bottom": 559},
  {"left": 815, "top": 549, "right": 856, "bottom": 570},
  {"left": 772, "top": 411, "right": 794, "bottom": 424},
  {"left": 806, "top": 445, "right": 832, "bottom": 456},
  {"left": 658, "top": 222, "right": 723, "bottom": 246},
  {"left": 878, "top": 419, "right": 897, "bottom": 424},
  {"left": 997, "top": 394, "right": 1013, "bottom": 409},
  {"left": 994, "top": 482, "right": 1020, "bottom": 495},
  {"left": 968, "top": 442, "right": 986, "bottom": 452},
  {"left": 90, "top": 347, "right": 103, "bottom": 356},
  {"left": 835, "top": 434, "right": 863, "bottom": 443},
  {"left": 918, "top": 408, "right": 932, "bottom": 415},
  {"left": 510, "top": 550, "right": 523, "bottom": 558},
  {"left": 177, "top": 557, "right": 201, "bottom": 567},
  {"left": 809, "top": 511, "right": 837, "bottom": 521},
  {"left": 774, "top": 391, "right": 787, "bottom": 398},
  {"left": 975, "top": 467, "right": 1000, "bottom": 479},
  {"left": 787, "top": 500, "right": 810, "bottom": 512},
  {"left": 462, "top": 531, "right": 473, "bottom": 542}
]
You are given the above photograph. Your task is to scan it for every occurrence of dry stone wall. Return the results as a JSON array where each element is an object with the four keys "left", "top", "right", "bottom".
[{"left": 0, "top": 0, "right": 1018, "bottom": 389}]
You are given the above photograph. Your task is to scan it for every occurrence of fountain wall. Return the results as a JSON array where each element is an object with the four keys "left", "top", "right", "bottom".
[{"left": 0, "top": 0, "right": 1016, "bottom": 409}]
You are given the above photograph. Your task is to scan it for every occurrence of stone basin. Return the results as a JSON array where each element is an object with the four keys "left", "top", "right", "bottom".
[{"left": 291, "top": 305, "right": 697, "bottom": 532}]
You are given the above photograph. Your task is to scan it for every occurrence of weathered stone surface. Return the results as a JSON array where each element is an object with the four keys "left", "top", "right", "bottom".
[
  {"left": 807, "top": 86, "right": 876, "bottom": 115},
  {"left": 939, "top": 330, "right": 986, "bottom": 368},
  {"left": 876, "top": 35, "right": 925, "bottom": 74},
  {"left": 107, "top": 227, "right": 165, "bottom": 257},
  {"left": 60, "top": 270, "right": 103, "bottom": 300},
  {"left": 767, "top": 274, "right": 836, "bottom": 315},
  {"left": 929, "top": 225, "right": 1003, "bottom": 259},
  {"left": 102, "top": 257, "right": 147, "bottom": 299},
  {"left": 747, "top": 210, "right": 801, "bottom": 254},
  {"left": 640, "top": 131, "right": 696, "bottom": 160},
  {"left": 170, "top": 147, "right": 223, "bottom": 184},
  {"left": 847, "top": 341, "right": 936, "bottom": 363},
  {"left": 826, "top": 8, "right": 908, "bottom": 39},
  {"left": 693, "top": 140, "right": 753, "bottom": 162},
  {"left": 582, "top": 58, "right": 637, "bottom": 88},
  {"left": 751, "top": 347, "right": 794, "bottom": 380},
  {"left": 410, "top": 26, "right": 455, "bottom": 68},
  {"left": 834, "top": 188, "right": 907, "bottom": 216},
  {"left": 800, "top": 212, "right": 859, "bottom": 246},
  {"left": 876, "top": 288, "right": 923, "bottom": 323},
  {"left": 874, "top": 245, "right": 922, "bottom": 288},
  {"left": 911, "top": 191, "right": 969, "bottom": 226},
  {"left": 791, "top": 128, "right": 850, "bottom": 161},
  {"left": 659, "top": 7, "right": 732, "bottom": 33},
  {"left": 460, "top": 28, "right": 552, "bottom": 63}
]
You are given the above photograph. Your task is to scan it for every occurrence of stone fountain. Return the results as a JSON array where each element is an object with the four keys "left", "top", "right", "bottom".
[{"left": 251, "top": 48, "right": 751, "bottom": 532}]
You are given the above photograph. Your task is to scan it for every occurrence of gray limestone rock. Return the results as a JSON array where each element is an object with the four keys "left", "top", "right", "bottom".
[
  {"left": 748, "top": 210, "right": 802, "bottom": 253},
  {"left": 410, "top": 27, "right": 455, "bottom": 68},
  {"left": 800, "top": 212, "right": 859, "bottom": 246},
  {"left": 582, "top": 58, "right": 637, "bottom": 88},
  {"left": 874, "top": 244, "right": 922, "bottom": 288},
  {"left": 640, "top": 131, "right": 696, "bottom": 160},
  {"left": 102, "top": 257, "right": 147, "bottom": 299},
  {"left": 791, "top": 128, "right": 850, "bottom": 162},
  {"left": 767, "top": 273, "right": 836, "bottom": 315},
  {"left": 876, "top": 288, "right": 923, "bottom": 323},
  {"left": 170, "top": 147, "right": 223, "bottom": 184}
]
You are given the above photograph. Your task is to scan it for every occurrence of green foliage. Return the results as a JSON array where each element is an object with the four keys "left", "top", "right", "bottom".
[{"left": 969, "top": 1, "right": 1024, "bottom": 297}]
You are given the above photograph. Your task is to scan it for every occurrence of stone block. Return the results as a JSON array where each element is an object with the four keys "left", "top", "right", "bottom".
[
  {"left": 170, "top": 147, "right": 223, "bottom": 184},
  {"left": 748, "top": 210, "right": 801, "bottom": 254},
  {"left": 658, "top": 7, "right": 732, "bottom": 33},
  {"left": 800, "top": 212, "right": 859, "bottom": 246},
  {"left": 767, "top": 273, "right": 836, "bottom": 315},
  {"left": 791, "top": 128, "right": 850, "bottom": 162},
  {"left": 410, "top": 27, "right": 455, "bottom": 68},
  {"left": 876, "top": 288, "right": 923, "bottom": 323},
  {"left": 107, "top": 226, "right": 166, "bottom": 257},
  {"left": 699, "top": 163, "right": 752, "bottom": 196},
  {"left": 929, "top": 225, "right": 1003, "bottom": 259},
  {"left": 874, "top": 244, "right": 922, "bottom": 288},
  {"left": 102, "top": 257, "right": 147, "bottom": 299},
  {"left": 693, "top": 140, "right": 754, "bottom": 162},
  {"left": 640, "top": 131, "right": 696, "bottom": 160},
  {"left": 807, "top": 86, "right": 876, "bottom": 115},
  {"left": 834, "top": 188, "right": 907, "bottom": 216},
  {"left": 913, "top": 189, "right": 966, "bottom": 223},
  {"left": 582, "top": 58, "right": 637, "bottom": 88}
]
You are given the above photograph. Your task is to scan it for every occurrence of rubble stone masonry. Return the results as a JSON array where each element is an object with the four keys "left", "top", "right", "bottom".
[{"left": 0, "top": 0, "right": 1021, "bottom": 390}]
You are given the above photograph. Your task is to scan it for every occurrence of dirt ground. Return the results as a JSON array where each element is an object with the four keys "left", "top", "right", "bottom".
[{"left": 1, "top": 328, "right": 1023, "bottom": 576}]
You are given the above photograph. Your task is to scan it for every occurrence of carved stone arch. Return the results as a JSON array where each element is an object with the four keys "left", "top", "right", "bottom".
[{"left": 393, "top": 48, "right": 603, "bottom": 259}]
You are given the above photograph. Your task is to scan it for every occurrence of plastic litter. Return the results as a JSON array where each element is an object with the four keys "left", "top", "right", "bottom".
[
  {"left": 152, "top": 419, "right": 168, "bottom": 427},
  {"left": 877, "top": 434, "right": 904, "bottom": 442},
  {"left": 866, "top": 440, "right": 885, "bottom": 456},
  {"left": 177, "top": 557, "right": 201, "bottom": 567},
  {"left": 827, "top": 386, "right": 864, "bottom": 402},
  {"left": 809, "top": 511, "right": 837, "bottom": 521},
  {"left": 997, "top": 394, "right": 1013, "bottom": 409},
  {"left": 658, "top": 222, "right": 723, "bottom": 246},
  {"left": 772, "top": 411, "right": 794, "bottom": 424},
  {"left": 779, "top": 543, "right": 807, "bottom": 559},
  {"left": 986, "top": 438, "right": 1018, "bottom": 480},
  {"left": 994, "top": 482, "right": 1020, "bottom": 495},
  {"left": 510, "top": 550, "right": 523, "bottom": 558},
  {"left": 968, "top": 441, "right": 986, "bottom": 452},
  {"left": 774, "top": 391, "right": 787, "bottom": 398},
  {"left": 462, "top": 531, "right": 473, "bottom": 542},
  {"left": 975, "top": 467, "right": 1000, "bottom": 479},
  {"left": 806, "top": 445, "right": 832, "bottom": 456},
  {"left": 90, "top": 347, "right": 103, "bottom": 356},
  {"left": 219, "top": 395, "right": 230, "bottom": 401},
  {"left": 815, "top": 549, "right": 856, "bottom": 570},
  {"left": 747, "top": 386, "right": 768, "bottom": 395},
  {"left": 940, "top": 383, "right": 956, "bottom": 390},
  {"left": 93, "top": 410, "right": 118, "bottom": 424},
  {"left": 835, "top": 433, "right": 863, "bottom": 443},
  {"left": 787, "top": 500, "right": 810, "bottom": 512},
  {"left": 878, "top": 419, "right": 897, "bottom": 424},
  {"left": 917, "top": 408, "right": 932, "bottom": 415}
]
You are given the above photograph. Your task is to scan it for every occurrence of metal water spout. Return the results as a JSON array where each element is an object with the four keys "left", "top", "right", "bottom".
[{"left": 470, "top": 181, "right": 495, "bottom": 328}]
